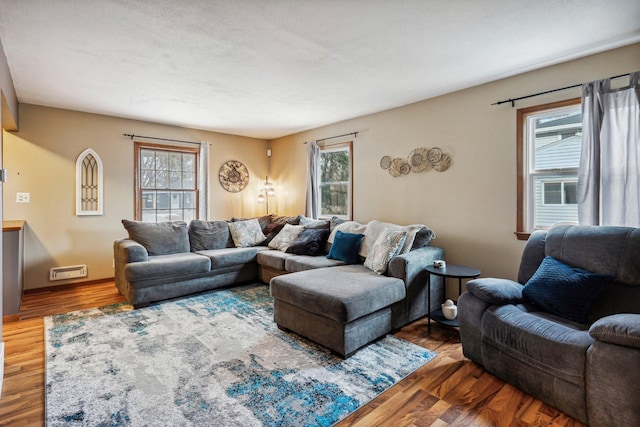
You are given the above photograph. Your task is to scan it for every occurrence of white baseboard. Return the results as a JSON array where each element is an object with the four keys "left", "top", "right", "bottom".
[{"left": 0, "top": 341, "right": 4, "bottom": 397}]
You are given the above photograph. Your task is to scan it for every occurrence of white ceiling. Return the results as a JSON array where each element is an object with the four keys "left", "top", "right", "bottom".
[{"left": 0, "top": 1, "right": 638, "bottom": 139}]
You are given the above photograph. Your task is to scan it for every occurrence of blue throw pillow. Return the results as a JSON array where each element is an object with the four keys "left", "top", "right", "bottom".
[
  {"left": 522, "top": 256, "right": 613, "bottom": 324},
  {"left": 326, "top": 230, "right": 364, "bottom": 264}
]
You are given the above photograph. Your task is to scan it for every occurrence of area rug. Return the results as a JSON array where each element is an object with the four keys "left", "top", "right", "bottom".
[{"left": 45, "top": 283, "right": 436, "bottom": 426}]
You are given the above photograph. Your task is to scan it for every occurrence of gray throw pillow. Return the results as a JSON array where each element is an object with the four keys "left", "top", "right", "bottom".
[
  {"left": 300, "top": 216, "right": 330, "bottom": 229},
  {"left": 122, "top": 219, "right": 190, "bottom": 256},
  {"left": 188, "top": 220, "right": 232, "bottom": 251}
]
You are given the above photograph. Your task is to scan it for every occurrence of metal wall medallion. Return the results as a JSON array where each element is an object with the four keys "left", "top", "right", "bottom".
[{"left": 218, "top": 160, "right": 249, "bottom": 192}]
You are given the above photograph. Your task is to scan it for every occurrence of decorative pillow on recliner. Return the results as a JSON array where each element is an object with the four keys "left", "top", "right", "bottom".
[
  {"left": 286, "top": 228, "right": 330, "bottom": 256},
  {"left": 326, "top": 230, "right": 364, "bottom": 264},
  {"left": 228, "top": 219, "right": 267, "bottom": 247},
  {"left": 522, "top": 256, "right": 613, "bottom": 324},
  {"left": 122, "top": 219, "right": 190, "bottom": 256}
]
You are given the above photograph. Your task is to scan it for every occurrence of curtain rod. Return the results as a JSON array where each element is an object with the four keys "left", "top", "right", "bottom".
[
  {"left": 304, "top": 131, "right": 358, "bottom": 144},
  {"left": 492, "top": 73, "right": 631, "bottom": 107},
  {"left": 123, "top": 133, "right": 202, "bottom": 145}
]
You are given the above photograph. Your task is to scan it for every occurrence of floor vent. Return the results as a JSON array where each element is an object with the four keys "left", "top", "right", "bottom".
[{"left": 50, "top": 264, "right": 88, "bottom": 281}]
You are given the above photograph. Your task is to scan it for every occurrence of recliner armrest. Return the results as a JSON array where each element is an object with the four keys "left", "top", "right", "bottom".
[
  {"left": 465, "top": 278, "right": 524, "bottom": 305},
  {"left": 589, "top": 313, "right": 640, "bottom": 349}
]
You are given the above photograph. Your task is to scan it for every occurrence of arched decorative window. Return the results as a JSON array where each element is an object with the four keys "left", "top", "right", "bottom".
[{"left": 76, "top": 148, "right": 104, "bottom": 215}]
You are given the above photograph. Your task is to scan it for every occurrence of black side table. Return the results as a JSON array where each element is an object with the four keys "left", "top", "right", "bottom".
[{"left": 426, "top": 264, "right": 480, "bottom": 332}]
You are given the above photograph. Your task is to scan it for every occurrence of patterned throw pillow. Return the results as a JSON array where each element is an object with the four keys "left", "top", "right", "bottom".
[
  {"left": 228, "top": 219, "right": 267, "bottom": 248},
  {"left": 364, "top": 228, "right": 407, "bottom": 274},
  {"left": 268, "top": 224, "right": 305, "bottom": 252}
]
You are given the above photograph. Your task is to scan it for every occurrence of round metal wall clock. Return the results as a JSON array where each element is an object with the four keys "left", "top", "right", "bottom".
[{"left": 218, "top": 160, "right": 249, "bottom": 193}]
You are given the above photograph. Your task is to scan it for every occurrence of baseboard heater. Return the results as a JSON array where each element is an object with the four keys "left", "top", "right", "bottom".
[{"left": 50, "top": 264, "right": 88, "bottom": 281}]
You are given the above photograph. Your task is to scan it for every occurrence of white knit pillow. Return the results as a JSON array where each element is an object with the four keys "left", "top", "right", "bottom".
[{"left": 364, "top": 228, "right": 407, "bottom": 274}]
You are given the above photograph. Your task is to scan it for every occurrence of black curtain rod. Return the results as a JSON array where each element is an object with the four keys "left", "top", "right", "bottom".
[
  {"left": 492, "top": 73, "right": 631, "bottom": 107},
  {"left": 304, "top": 131, "right": 358, "bottom": 144},
  {"left": 123, "top": 133, "right": 202, "bottom": 145}
]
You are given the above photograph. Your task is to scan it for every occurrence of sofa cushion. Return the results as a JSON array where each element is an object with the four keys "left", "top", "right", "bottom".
[
  {"left": 523, "top": 256, "right": 613, "bottom": 323},
  {"left": 285, "top": 255, "right": 345, "bottom": 273},
  {"left": 364, "top": 228, "right": 407, "bottom": 274},
  {"left": 268, "top": 224, "right": 304, "bottom": 252},
  {"left": 299, "top": 216, "right": 330, "bottom": 229},
  {"left": 122, "top": 220, "right": 190, "bottom": 256},
  {"left": 196, "top": 247, "right": 262, "bottom": 269},
  {"left": 286, "top": 228, "right": 330, "bottom": 256},
  {"left": 188, "top": 220, "right": 233, "bottom": 250},
  {"left": 262, "top": 214, "right": 302, "bottom": 245},
  {"left": 228, "top": 218, "right": 267, "bottom": 247},
  {"left": 270, "top": 264, "right": 406, "bottom": 323},
  {"left": 124, "top": 252, "right": 211, "bottom": 282},
  {"left": 326, "top": 231, "right": 364, "bottom": 264},
  {"left": 482, "top": 304, "right": 594, "bottom": 386},
  {"left": 257, "top": 250, "right": 294, "bottom": 270}
]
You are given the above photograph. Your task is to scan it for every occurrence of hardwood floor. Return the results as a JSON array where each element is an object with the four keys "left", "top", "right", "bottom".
[{"left": 0, "top": 281, "right": 586, "bottom": 427}]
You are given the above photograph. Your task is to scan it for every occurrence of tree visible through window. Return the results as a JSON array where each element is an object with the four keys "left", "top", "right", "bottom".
[
  {"left": 135, "top": 142, "right": 199, "bottom": 222},
  {"left": 516, "top": 99, "right": 581, "bottom": 239},
  {"left": 319, "top": 142, "right": 352, "bottom": 219}
]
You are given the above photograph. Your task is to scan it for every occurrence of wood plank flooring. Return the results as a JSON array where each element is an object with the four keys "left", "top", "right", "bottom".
[{"left": 0, "top": 281, "right": 586, "bottom": 427}]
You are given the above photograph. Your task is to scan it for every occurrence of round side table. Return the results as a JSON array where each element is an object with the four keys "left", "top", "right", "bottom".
[{"left": 425, "top": 264, "right": 480, "bottom": 333}]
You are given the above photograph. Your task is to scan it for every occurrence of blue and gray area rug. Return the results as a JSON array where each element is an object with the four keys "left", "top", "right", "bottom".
[{"left": 45, "top": 283, "right": 436, "bottom": 426}]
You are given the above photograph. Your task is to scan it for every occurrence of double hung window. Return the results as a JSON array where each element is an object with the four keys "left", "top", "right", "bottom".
[
  {"left": 318, "top": 142, "right": 353, "bottom": 220},
  {"left": 135, "top": 142, "right": 199, "bottom": 222},
  {"left": 517, "top": 99, "right": 581, "bottom": 239}
]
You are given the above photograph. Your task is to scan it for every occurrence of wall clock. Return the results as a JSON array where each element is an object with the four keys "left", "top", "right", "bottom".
[{"left": 218, "top": 160, "right": 249, "bottom": 193}]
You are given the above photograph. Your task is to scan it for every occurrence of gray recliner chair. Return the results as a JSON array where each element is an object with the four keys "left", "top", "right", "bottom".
[{"left": 458, "top": 224, "right": 640, "bottom": 426}]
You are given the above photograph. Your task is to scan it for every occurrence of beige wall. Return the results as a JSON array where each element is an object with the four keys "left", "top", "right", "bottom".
[
  {"left": 3, "top": 105, "right": 269, "bottom": 290},
  {"left": 270, "top": 43, "right": 640, "bottom": 289}
]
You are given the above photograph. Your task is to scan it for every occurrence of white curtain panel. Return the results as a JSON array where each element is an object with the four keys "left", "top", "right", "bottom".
[
  {"left": 199, "top": 141, "right": 210, "bottom": 220},
  {"left": 305, "top": 141, "right": 320, "bottom": 218},
  {"left": 578, "top": 72, "right": 640, "bottom": 227}
]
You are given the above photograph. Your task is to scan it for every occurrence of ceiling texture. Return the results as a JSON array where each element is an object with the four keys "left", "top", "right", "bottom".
[{"left": 0, "top": 0, "right": 638, "bottom": 139}]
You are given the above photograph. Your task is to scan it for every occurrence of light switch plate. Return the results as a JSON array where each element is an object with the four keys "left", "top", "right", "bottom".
[{"left": 16, "top": 192, "right": 30, "bottom": 203}]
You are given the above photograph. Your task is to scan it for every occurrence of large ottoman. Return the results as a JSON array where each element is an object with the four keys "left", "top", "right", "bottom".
[{"left": 269, "top": 264, "right": 406, "bottom": 358}]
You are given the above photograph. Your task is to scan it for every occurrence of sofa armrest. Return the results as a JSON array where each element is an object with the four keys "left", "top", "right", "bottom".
[
  {"left": 465, "top": 278, "right": 524, "bottom": 305},
  {"left": 589, "top": 313, "right": 640, "bottom": 349},
  {"left": 388, "top": 246, "right": 444, "bottom": 283},
  {"left": 114, "top": 238, "right": 149, "bottom": 263}
]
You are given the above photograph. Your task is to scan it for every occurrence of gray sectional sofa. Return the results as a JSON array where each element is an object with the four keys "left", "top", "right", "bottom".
[
  {"left": 458, "top": 224, "right": 640, "bottom": 426},
  {"left": 114, "top": 215, "right": 444, "bottom": 357}
]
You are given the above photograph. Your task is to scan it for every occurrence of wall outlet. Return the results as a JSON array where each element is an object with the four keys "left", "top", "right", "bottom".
[{"left": 16, "top": 192, "right": 30, "bottom": 203}]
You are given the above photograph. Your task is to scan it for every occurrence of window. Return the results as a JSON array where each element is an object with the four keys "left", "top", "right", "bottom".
[
  {"left": 318, "top": 141, "right": 353, "bottom": 220},
  {"left": 516, "top": 99, "right": 581, "bottom": 239},
  {"left": 135, "top": 142, "right": 199, "bottom": 222}
]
